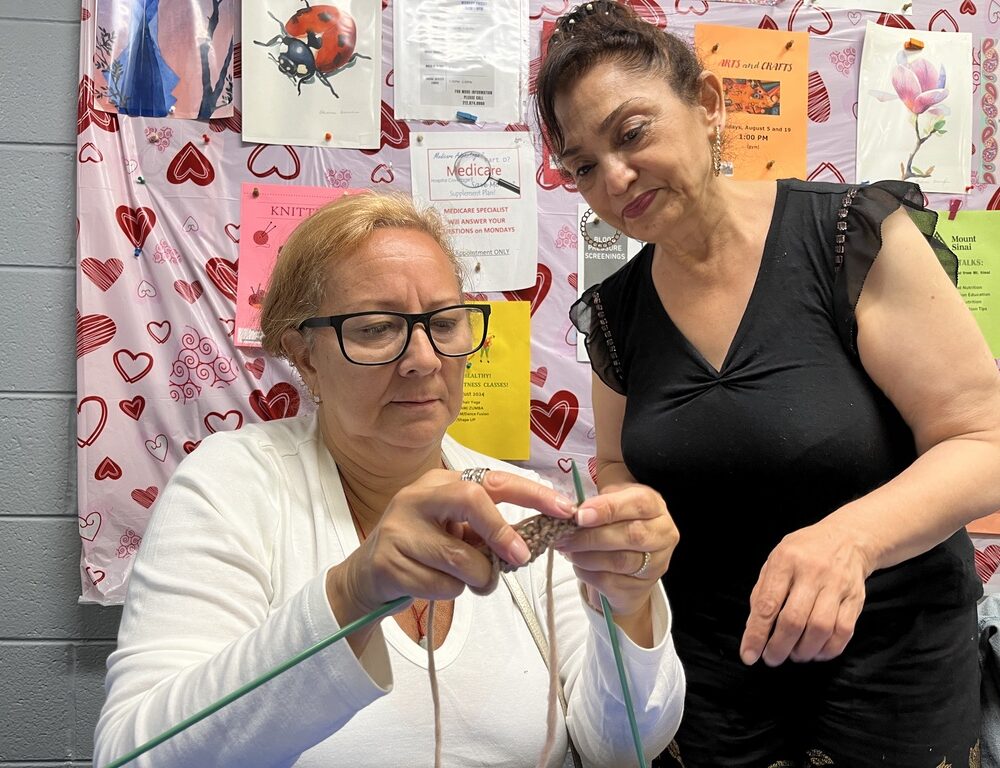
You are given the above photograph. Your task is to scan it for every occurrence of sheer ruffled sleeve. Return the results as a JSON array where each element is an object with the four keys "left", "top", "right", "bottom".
[
  {"left": 833, "top": 179, "right": 958, "bottom": 357},
  {"left": 570, "top": 284, "right": 627, "bottom": 395}
]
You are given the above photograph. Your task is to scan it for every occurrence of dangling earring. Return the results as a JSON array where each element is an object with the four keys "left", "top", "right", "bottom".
[
  {"left": 579, "top": 207, "right": 622, "bottom": 250},
  {"left": 311, "top": 391, "right": 322, "bottom": 405},
  {"left": 712, "top": 127, "right": 723, "bottom": 178}
]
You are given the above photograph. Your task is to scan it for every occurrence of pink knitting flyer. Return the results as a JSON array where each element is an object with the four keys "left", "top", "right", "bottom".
[{"left": 235, "top": 183, "right": 363, "bottom": 347}]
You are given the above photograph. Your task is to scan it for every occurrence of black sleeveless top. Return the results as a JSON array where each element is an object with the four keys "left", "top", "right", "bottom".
[{"left": 571, "top": 179, "right": 981, "bottom": 633}]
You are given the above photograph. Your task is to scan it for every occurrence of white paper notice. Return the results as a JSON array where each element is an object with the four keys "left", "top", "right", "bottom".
[
  {"left": 394, "top": 0, "right": 526, "bottom": 123},
  {"left": 242, "top": 0, "right": 381, "bottom": 148},
  {"left": 411, "top": 131, "right": 537, "bottom": 291},
  {"left": 576, "top": 204, "right": 644, "bottom": 362}
]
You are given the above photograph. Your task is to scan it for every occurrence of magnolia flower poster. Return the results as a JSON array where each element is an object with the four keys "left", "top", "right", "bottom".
[{"left": 857, "top": 23, "right": 971, "bottom": 193}]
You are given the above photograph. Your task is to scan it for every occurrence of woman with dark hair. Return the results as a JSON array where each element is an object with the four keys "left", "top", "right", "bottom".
[{"left": 536, "top": 3, "right": 1000, "bottom": 766}]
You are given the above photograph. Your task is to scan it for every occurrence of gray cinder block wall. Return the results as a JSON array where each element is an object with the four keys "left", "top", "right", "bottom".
[{"left": 0, "top": 3, "right": 123, "bottom": 765}]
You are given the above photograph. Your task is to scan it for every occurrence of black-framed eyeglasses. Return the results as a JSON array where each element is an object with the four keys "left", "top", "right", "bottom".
[{"left": 299, "top": 304, "right": 491, "bottom": 366}]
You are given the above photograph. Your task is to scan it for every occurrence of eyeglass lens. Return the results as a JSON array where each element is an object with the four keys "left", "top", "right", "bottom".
[{"left": 340, "top": 307, "right": 486, "bottom": 364}]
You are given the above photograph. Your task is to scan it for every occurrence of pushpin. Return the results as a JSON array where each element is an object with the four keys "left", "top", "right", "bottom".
[
  {"left": 904, "top": 37, "right": 924, "bottom": 50},
  {"left": 948, "top": 198, "right": 962, "bottom": 220},
  {"left": 324, "top": 132, "right": 332, "bottom": 141},
  {"left": 456, "top": 111, "right": 478, "bottom": 123},
  {"left": 784, "top": 40, "right": 794, "bottom": 50},
  {"left": 136, "top": 176, "right": 145, "bottom": 184},
  {"left": 766, "top": 160, "right": 775, "bottom": 170},
  {"left": 711, "top": 43, "right": 719, "bottom": 53},
  {"left": 252, "top": 187, "right": 260, "bottom": 198},
  {"left": 202, "top": 133, "right": 210, "bottom": 143},
  {"left": 147, "top": 134, "right": 159, "bottom": 144},
  {"left": 133, "top": 247, "right": 142, "bottom": 258},
  {"left": 901, "top": 1, "right": 912, "bottom": 9}
]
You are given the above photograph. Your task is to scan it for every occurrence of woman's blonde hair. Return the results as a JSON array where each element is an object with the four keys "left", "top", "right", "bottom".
[{"left": 259, "top": 191, "right": 461, "bottom": 358}]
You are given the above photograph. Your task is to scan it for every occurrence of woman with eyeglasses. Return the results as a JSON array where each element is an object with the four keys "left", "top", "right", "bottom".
[
  {"left": 534, "top": 2, "right": 1000, "bottom": 766},
  {"left": 93, "top": 191, "right": 685, "bottom": 767}
]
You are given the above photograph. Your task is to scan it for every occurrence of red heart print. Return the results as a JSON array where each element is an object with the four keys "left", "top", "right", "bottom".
[
  {"left": 625, "top": 0, "right": 668, "bottom": 25},
  {"left": 209, "top": 107, "right": 242, "bottom": 133},
  {"left": 556, "top": 457, "right": 573, "bottom": 473},
  {"left": 77, "top": 75, "right": 119, "bottom": 134},
  {"left": 220, "top": 318, "right": 235, "bottom": 336},
  {"left": 115, "top": 205, "right": 156, "bottom": 250},
  {"left": 807, "top": 71, "right": 831, "bottom": 123},
  {"left": 247, "top": 144, "right": 301, "bottom": 179},
  {"left": 975, "top": 544, "right": 1000, "bottom": 582},
  {"left": 927, "top": 9, "right": 959, "bottom": 31},
  {"left": 78, "top": 142, "right": 103, "bottom": 163},
  {"left": 174, "top": 280, "right": 203, "bottom": 303},
  {"left": 788, "top": 0, "right": 832, "bottom": 34},
  {"left": 989, "top": 188, "right": 1000, "bottom": 211},
  {"left": 530, "top": 0, "right": 569, "bottom": 19},
  {"left": 501, "top": 264, "right": 552, "bottom": 317},
  {"left": 119, "top": 396, "right": 146, "bottom": 421},
  {"left": 530, "top": 366, "right": 548, "bottom": 388},
  {"left": 81, "top": 257, "right": 123, "bottom": 291},
  {"left": 587, "top": 456, "right": 598, "bottom": 484},
  {"left": 147, "top": 320, "right": 171, "bottom": 344},
  {"left": 183, "top": 440, "right": 202, "bottom": 453},
  {"left": 360, "top": 101, "right": 410, "bottom": 155},
  {"left": 758, "top": 14, "right": 778, "bottom": 29},
  {"left": 567, "top": 273, "right": 578, "bottom": 290},
  {"left": 79, "top": 511, "right": 103, "bottom": 540},
  {"left": 385, "top": 68, "right": 394, "bottom": 87},
  {"left": 130, "top": 486, "right": 159, "bottom": 509},
  {"left": 86, "top": 566, "right": 106, "bottom": 585},
  {"left": 807, "top": 162, "right": 846, "bottom": 183},
  {"left": 204, "top": 410, "right": 244, "bottom": 433},
  {"left": 76, "top": 311, "right": 116, "bottom": 357},
  {"left": 76, "top": 395, "right": 108, "bottom": 447},
  {"left": 249, "top": 383, "right": 301, "bottom": 421},
  {"left": 370, "top": 163, "right": 394, "bottom": 184},
  {"left": 245, "top": 357, "right": 265, "bottom": 379},
  {"left": 674, "top": 0, "right": 708, "bottom": 14},
  {"left": 233, "top": 42, "right": 242, "bottom": 77},
  {"left": 167, "top": 142, "right": 216, "bottom": 186},
  {"left": 529, "top": 390, "right": 579, "bottom": 449},
  {"left": 113, "top": 349, "right": 153, "bottom": 383},
  {"left": 960, "top": 0, "right": 976, "bottom": 13},
  {"left": 95, "top": 456, "right": 123, "bottom": 480},
  {"left": 876, "top": 12, "right": 915, "bottom": 28},
  {"left": 145, "top": 434, "right": 168, "bottom": 462},
  {"left": 224, "top": 223, "right": 240, "bottom": 243},
  {"left": 205, "top": 257, "right": 238, "bottom": 302}
]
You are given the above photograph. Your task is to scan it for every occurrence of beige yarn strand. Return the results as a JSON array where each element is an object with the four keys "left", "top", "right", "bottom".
[{"left": 425, "top": 514, "right": 577, "bottom": 767}]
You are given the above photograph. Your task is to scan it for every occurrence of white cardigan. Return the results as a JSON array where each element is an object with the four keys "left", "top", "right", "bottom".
[{"left": 94, "top": 414, "right": 684, "bottom": 767}]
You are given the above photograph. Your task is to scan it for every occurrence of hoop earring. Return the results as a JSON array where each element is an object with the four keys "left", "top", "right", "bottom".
[
  {"left": 579, "top": 207, "right": 622, "bottom": 250},
  {"left": 712, "top": 127, "right": 723, "bottom": 178}
]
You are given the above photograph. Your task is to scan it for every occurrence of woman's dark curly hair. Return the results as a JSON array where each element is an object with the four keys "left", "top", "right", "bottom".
[{"left": 535, "top": 0, "right": 704, "bottom": 157}]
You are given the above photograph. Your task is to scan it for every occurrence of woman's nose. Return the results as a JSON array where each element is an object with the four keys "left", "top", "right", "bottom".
[
  {"left": 398, "top": 324, "right": 441, "bottom": 374},
  {"left": 604, "top": 155, "right": 637, "bottom": 196}
]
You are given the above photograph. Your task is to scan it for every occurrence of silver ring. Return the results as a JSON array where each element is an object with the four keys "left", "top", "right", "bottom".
[
  {"left": 460, "top": 467, "right": 489, "bottom": 485},
  {"left": 628, "top": 551, "right": 651, "bottom": 579}
]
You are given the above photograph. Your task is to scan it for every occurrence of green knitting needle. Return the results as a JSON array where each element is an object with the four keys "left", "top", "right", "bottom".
[
  {"left": 102, "top": 595, "right": 410, "bottom": 768},
  {"left": 570, "top": 459, "right": 648, "bottom": 768}
]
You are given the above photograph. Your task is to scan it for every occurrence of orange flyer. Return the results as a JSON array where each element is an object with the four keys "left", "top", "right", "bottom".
[{"left": 695, "top": 24, "right": 809, "bottom": 181}]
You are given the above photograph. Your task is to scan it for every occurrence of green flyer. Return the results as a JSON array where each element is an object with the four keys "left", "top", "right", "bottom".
[{"left": 935, "top": 211, "right": 1000, "bottom": 357}]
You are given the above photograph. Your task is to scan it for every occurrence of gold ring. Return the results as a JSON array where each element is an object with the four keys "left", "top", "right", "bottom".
[{"left": 629, "top": 551, "right": 651, "bottom": 578}]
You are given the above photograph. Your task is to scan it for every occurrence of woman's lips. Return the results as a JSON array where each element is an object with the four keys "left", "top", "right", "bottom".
[{"left": 622, "top": 190, "right": 656, "bottom": 219}]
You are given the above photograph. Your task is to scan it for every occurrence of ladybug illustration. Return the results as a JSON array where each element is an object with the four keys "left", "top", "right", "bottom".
[{"left": 254, "top": 0, "right": 371, "bottom": 97}]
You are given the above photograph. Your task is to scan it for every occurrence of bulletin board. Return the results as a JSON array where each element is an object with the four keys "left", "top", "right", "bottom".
[{"left": 75, "top": 0, "right": 999, "bottom": 602}]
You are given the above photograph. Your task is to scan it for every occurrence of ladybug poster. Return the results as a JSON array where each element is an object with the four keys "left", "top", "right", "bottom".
[
  {"left": 242, "top": 0, "right": 381, "bottom": 148},
  {"left": 235, "top": 184, "right": 365, "bottom": 346},
  {"left": 93, "top": 0, "right": 236, "bottom": 119}
]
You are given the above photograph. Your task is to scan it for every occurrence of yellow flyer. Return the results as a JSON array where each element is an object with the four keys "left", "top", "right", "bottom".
[
  {"left": 935, "top": 211, "right": 1000, "bottom": 357},
  {"left": 695, "top": 24, "right": 808, "bottom": 181},
  {"left": 447, "top": 300, "right": 530, "bottom": 460}
]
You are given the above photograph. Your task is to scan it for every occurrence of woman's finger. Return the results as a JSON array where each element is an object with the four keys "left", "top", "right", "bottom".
[{"left": 789, "top": 586, "right": 841, "bottom": 662}]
